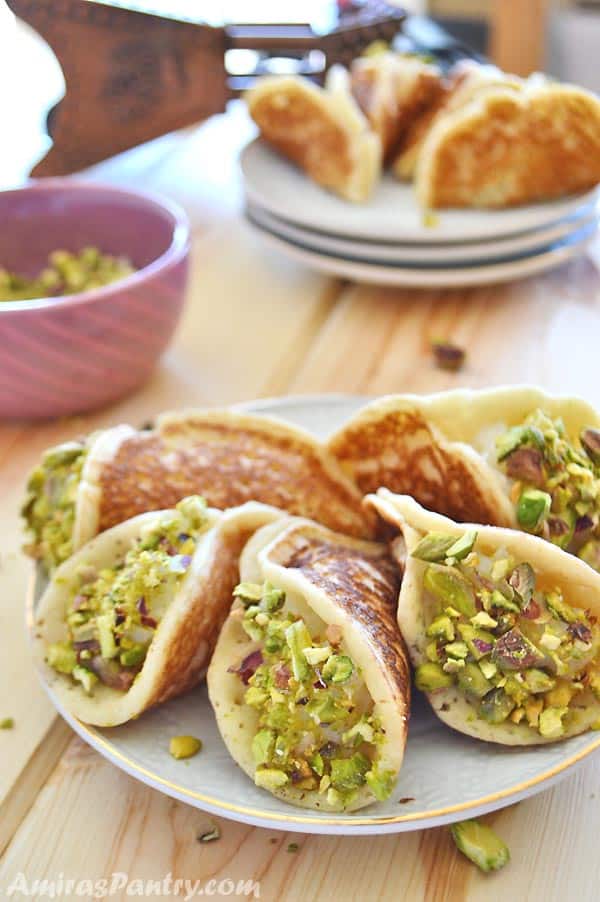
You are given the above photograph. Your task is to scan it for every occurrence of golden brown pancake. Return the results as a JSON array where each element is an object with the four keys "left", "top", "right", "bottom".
[
  {"left": 417, "top": 81, "right": 600, "bottom": 208},
  {"left": 349, "top": 52, "right": 442, "bottom": 162},
  {"left": 208, "top": 516, "right": 409, "bottom": 811},
  {"left": 23, "top": 408, "right": 375, "bottom": 576},
  {"left": 96, "top": 409, "right": 373, "bottom": 539},
  {"left": 328, "top": 395, "right": 514, "bottom": 527},
  {"left": 367, "top": 491, "right": 600, "bottom": 746},
  {"left": 33, "top": 502, "right": 283, "bottom": 726},
  {"left": 246, "top": 71, "right": 381, "bottom": 202},
  {"left": 393, "top": 60, "right": 525, "bottom": 181}
]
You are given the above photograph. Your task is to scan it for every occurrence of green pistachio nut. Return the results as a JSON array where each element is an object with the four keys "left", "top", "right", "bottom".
[
  {"left": 450, "top": 819, "right": 510, "bottom": 872},
  {"left": 423, "top": 566, "right": 476, "bottom": 617},
  {"left": 508, "top": 562, "right": 536, "bottom": 607},
  {"left": 517, "top": 489, "right": 551, "bottom": 531},
  {"left": 538, "top": 707, "right": 568, "bottom": 739},
  {"left": 169, "top": 735, "right": 202, "bottom": 760},
  {"left": 252, "top": 729, "right": 275, "bottom": 765},
  {"left": 479, "top": 688, "right": 515, "bottom": 724},
  {"left": 322, "top": 654, "right": 354, "bottom": 684},
  {"left": 445, "top": 530, "right": 478, "bottom": 561},
  {"left": 254, "top": 768, "right": 289, "bottom": 791},
  {"left": 415, "top": 662, "right": 454, "bottom": 692},
  {"left": 411, "top": 532, "right": 457, "bottom": 562},
  {"left": 457, "top": 663, "right": 493, "bottom": 699}
]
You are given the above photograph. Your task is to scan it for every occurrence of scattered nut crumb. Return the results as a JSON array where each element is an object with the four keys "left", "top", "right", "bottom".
[
  {"left": 169, "top": 735, "right": 202, "bottom": 760},
  {"left": 1, "top": 718, "right": 14, "bottom": 729},
  {"left": 197, "top": 822, "right": 221, "bottom": 843},
  {"left": 287, "top": 842, "right": 300, "bottom": 853},
  {"left": 431, "top": 341, "right": 466, "bottom": 372},
  {"left": 399, "top": 797, "right": 415, "bottom": 804}
]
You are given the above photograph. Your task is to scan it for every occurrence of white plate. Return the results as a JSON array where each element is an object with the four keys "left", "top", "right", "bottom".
[
  {"left": 247, "top": 201, "right": 600, "bottom": 266},
  {"left": 28, "top": 396, "right": 600, "bottom": 835},
  {"left": 248, "top": 218, "right": 595, "bottom": 288},
  {"left": 241, "top": 139, "right": 600, "bottom": 245}
]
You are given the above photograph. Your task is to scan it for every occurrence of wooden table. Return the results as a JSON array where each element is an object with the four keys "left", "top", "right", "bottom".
[{"left": 2, "top": 58, "right": 600, "bottom": 902}]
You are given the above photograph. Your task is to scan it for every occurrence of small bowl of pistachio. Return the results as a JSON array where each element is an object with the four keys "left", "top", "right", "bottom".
[{"left": 0, "top": 179, "right": 190, "bottom": 419}]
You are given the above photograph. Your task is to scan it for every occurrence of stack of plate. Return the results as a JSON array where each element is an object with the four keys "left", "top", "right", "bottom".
[{"left": 241, "top": 139, "right": 600, "bottom": 288}]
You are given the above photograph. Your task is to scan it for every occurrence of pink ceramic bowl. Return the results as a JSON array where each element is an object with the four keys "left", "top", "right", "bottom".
[{"left": 0, "top": 179, "right": 190, "bottom": 420}]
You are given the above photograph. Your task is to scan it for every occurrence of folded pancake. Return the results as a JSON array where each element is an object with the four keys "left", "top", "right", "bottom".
[
  {"left": 416, "top": 80, "right": 600, "bottom": 208},
  {"left": 246, "top": 70, "right": 381, "bottom": 202},
  {"left": 392, "top": 61, "right": 525, "bottom": 181},
  {"left": 32, "top": 496, "right": 283, "bottom": 726},
  {"left": 208, "top": 517, "right": 408, "bottom": 811},
  {"left": 22, "top": 409, "right": 373, "bottom": 574},
  {"left": 368, "top": 490, "right": 600, "bottom": 745},
  {"left": 349, "top": 52, "right": 442, "bottom": 162},
  {"left": 329, "top": 387, "right": 600, "bottom": 571}
]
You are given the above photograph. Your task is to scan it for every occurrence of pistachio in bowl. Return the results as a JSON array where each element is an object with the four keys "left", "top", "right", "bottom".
[{"left": 0, "top": 247, "right": 135, "bottom": 302}]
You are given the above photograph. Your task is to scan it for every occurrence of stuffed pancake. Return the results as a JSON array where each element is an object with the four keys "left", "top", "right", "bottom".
[
  {"left": 368, "top": 490, "right": 600, "bottom": 745},
  {"left": 208, "top": 517, "right": 408, "bottom": 811},
  {"left": 23, "top": 408, "right": 373, "bottom": 574},
  {"left": 329, "top": 387, "right": 600, "bottom": 571},
  {"left": 32, "top": 496, "right": 282, "bottom": 726}
]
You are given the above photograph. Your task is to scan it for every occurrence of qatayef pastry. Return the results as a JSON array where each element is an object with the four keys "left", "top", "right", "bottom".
[
  {"left": 22, "top": 409, "right": 373, "bottom": 574},
  {"left": 367, "top": 490, "right": 600, "bottom": 746},
  {"left": 246, "top": 70, "right": 382, "bottom": 202},
  {"left": 416, "top": 80, "right": 600, "bottom": 208},
  {"left": 328, "top": 387, "right": 600, "bottom": 571},
  {"left": 32, "top": 497, "right": 283, "bottom": 726},
  {"left": 392, "top": 60, "right": 525, "bottom": 181},
  {"left": 208, "top": 517, "right": 408, "bottom": 811},
  {"left": 349, "top": 52, "right": 442, "bottom": 162}
]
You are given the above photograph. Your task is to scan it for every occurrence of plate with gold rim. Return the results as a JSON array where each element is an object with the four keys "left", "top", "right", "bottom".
[{"left": 28, "top": 395, "right": 600, "bottom": 835}]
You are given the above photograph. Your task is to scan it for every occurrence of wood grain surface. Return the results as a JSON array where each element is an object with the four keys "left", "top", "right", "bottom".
[{"left": 1, "top": 28, "right": 600, "bottom": 902}]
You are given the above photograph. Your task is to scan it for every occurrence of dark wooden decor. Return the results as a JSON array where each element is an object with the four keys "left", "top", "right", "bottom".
[{"left": 7, "top": 0, "right": 406, "bottom": 177}]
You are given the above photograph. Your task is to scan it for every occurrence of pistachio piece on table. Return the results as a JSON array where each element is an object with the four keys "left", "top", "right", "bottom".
[
  {"left": 450, "top": 819, "right": 510, "bottom": 872},
  {"left": 431, "top": 341, "right": 466, "bottom": 372}
]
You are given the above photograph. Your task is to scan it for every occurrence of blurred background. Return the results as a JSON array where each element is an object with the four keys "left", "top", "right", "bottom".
[{"left": 0, "top": 0, "right": 599, "bottom": 187}]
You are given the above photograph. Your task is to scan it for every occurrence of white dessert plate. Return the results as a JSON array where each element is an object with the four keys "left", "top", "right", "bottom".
[
  {"left": 247, "top": 200, "right": 600, "bottom": 266},
  {"left": 247, "top": 218, "right": 596, "bottom": 288},
  {"left": 241, "top": 139, "right": 600, "bottom": 245},
  {"left": 28, "top": 395, "right": 600, "bottom": 835}
]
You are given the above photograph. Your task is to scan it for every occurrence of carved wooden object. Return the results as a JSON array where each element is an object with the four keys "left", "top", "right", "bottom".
[{"left": 7, "top": 0, "right": 405, "bottom": 176}]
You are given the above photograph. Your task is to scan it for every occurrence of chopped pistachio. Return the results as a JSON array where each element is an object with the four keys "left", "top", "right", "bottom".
[
  {"left": 415, "top": 662, "right": 454, "bottom": 691},
  {"left": 470, "top": 611, "right": 498, "bottom": 629},
  {"left": 431, "top": 341, "right": 466, "bottom": 372},
  {"left": 255, "top": 768, "right": 289, "bottom": 791},
  {"left": 445, "top": 531, "right": 478, "bottom": 561},
  {"left": 287, "top": 842, "right": 300, "bottom": 853},
  {"left": 450, "top": 819, "right": 510, "bottom": 872},
  {"left": 197, "top": 823, "right": 221, "bottom": 843},
  {"left": 538, "top": 707, "right": 568, "bottom": 739},
  {"left": 445, "top": 641, "right": 469, "bottom": 660},
  {"left": 508, "top": 562, "right": 536, "bottom": 607},
  {"left": 0, "top": 718, "right": 14, "bottom": 729},
  {"left": 411, "top": 532, "right": 457, "bottom": 563},
  {"left": 517, "top": 489, "right": 551, "bottom": 530},
  {"left": 580, "top": 428, "right": 600, "bottom": 465},
  {"left": 303, "top": 645, "right": 332, "bottom": 666},
  {"left": 424, "top": 566, "right": 476, "bottom": 618},
  {"left": 169, "top": 735, "right": 203, "bottom": 760}
]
